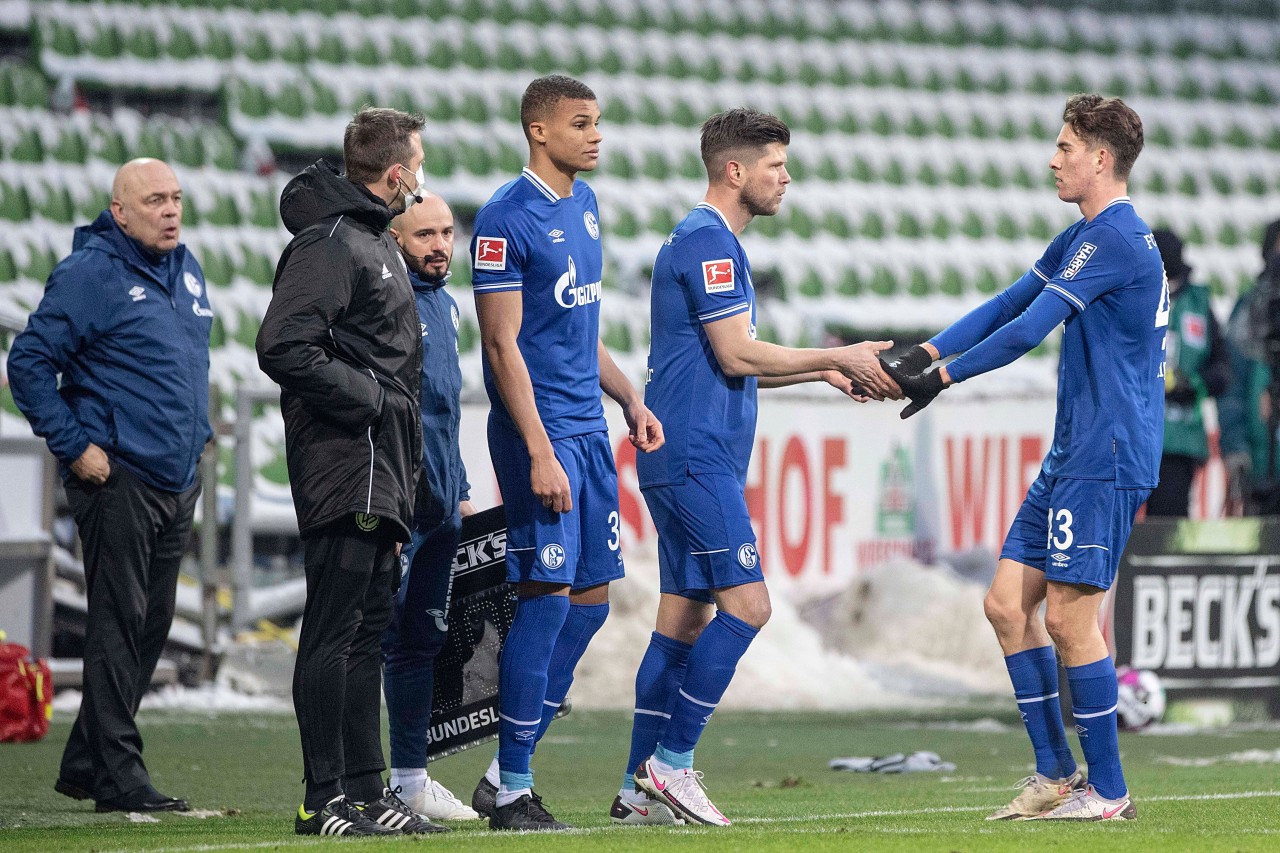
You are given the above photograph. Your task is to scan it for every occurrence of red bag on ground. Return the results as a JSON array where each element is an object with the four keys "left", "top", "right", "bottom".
[{"left": 0, "top": 642, "right": 53, "bottom": 742}]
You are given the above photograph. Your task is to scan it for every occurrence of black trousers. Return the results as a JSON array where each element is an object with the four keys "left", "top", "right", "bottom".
[
  {"left": 1147, "top": 454, "right": 1200, "bottom": 517},
  {"left": 60, "top": 466, "right": 201, "bottom": 801},
  {"left": 294, "top": 514, "right": 397, "bottom": 787}
]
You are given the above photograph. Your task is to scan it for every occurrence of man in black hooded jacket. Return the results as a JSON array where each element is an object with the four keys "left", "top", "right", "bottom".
[{"left": 257, "top": 107, "right": 442, "bottom": 838}]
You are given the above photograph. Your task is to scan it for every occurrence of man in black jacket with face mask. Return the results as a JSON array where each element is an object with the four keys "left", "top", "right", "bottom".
[{"left": 257, "top": 107, "right": 442, "bottom": 838}]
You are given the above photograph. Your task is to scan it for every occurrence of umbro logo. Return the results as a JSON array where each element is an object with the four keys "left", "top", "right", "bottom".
[
  {"left": 129, "top": 286, "right": 146, "bottom": 302},
  {"left": 381, "top": 263, "right": 393, "bottom": 279},
  {"left": 1052, "top": 553, "right": 1069, "bottom": 562},
  {"left": 548, "top": 229, "right": 565, "bottom": 243},
  {"left": 1075, "top": 724, "right": 1088, "bottom": 737}
]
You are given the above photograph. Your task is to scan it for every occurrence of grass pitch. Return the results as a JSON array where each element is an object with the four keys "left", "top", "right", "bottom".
[{"left": 2, "top": 707, "right": 1277, "bottom": 851}]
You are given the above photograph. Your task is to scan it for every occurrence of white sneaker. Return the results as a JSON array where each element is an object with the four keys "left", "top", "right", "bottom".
[
  {"left": 609, "top": 791, "right": 681, "bottom": 825},
  {"left": 634, "top": 757, "right": 729, "bottom": 827},
  {"left": 1025, "top": 785, "right": 1136, "bottom": 821},
  {"left": 401, "top": 777, "right": 482, "bottom": 821},
  {"left": 985, "top": 768, "right": 1086, "bottom": 821}
]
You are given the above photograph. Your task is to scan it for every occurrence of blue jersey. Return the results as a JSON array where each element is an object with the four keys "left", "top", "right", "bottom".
[
  {"left": 1035, "top": 197, "right": 1168, "bottom": 488},
  {"left": 470, "top": 168, "right": 605, "bottom": 440},
  {"left": 638, "top": 203, "right": 758, "bottom": 488}
]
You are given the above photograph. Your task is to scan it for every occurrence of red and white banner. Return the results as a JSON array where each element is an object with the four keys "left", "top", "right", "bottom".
[{"left": 458, "top": 394, "right": 1225, "bottom": 600}]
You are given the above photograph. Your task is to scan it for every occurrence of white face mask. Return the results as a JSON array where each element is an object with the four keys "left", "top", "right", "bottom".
[{"left": 399, "top": 163, "right": 427, "bottom": 210}]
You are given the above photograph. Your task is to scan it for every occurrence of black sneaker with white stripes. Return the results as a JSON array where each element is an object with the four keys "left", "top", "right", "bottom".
[
  {"left": 360, "top": 786, "right": 451, "bottom": 834},
  {"left": 295, "top": 795, "right": 399, "bottom": 837}
]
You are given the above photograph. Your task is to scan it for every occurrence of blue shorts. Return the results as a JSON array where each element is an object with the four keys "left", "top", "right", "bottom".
[
  {"left": 1001, "top": 471, "right": 1150, "bottom": 590},
  {"left": 488, "top": 421, "right": 624, "bottom": 590},
  {"left": 642, "top": 473, "right": 762, "bottom": 603}
]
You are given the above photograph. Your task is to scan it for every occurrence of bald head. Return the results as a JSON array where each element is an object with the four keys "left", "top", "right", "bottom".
[
  {"left": 110, "top": 158, "right": 183, "bottom": 255},
  {"left": 390, "top": 194, "right": 454, "bottom": 282}
]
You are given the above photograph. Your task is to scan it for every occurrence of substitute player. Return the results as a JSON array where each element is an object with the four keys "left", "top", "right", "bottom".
[
  {"left": 469, "top": 75, "right": 663, "bottom": 832},
  {"left": 882, "top": 94, "right": 1164, "bottom": 822},
  {"left": 618, "top": 108, "right": 901, "bottom": 827}
]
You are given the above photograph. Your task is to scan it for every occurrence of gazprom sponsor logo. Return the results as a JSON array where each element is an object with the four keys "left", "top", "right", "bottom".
[
  {"left": 554, "top": 255, "right": 602, "bottom": 309},
  {"left": 1062, "top": 242, "right": 1097, "bottom": 280}
]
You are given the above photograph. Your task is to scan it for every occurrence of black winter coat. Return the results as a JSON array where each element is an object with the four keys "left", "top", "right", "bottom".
[{"left": 256, "top": 160, "right": 423, "bottom": 540}]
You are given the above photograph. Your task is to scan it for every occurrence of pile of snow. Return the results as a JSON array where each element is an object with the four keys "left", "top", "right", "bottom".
[
  {"left": 54, "top": 681, "right": 292, "bottom": 715},
  {"left": 570, "top": 546, "right": 1007, "bottom": 711}
]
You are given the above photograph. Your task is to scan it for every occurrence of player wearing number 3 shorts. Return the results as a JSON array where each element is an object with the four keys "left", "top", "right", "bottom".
[
  {"left": 469, "top": 75, "right": 663, "bottom": 832},
  {"left": 880, "top": 95, "right": 1165, "bottom": 822}
]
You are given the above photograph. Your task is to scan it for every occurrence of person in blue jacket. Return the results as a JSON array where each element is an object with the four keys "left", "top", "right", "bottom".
[
  {"left": 8, "top": 158, "right": 211, "bottom": 814},
  {"left": 382, "top": 193, "right": 479, "bottom": 821}
]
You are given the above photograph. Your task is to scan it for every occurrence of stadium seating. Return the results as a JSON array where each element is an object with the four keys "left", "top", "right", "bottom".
[{"left": 3, "top": 0, "right": 1280, "bottom": 490}]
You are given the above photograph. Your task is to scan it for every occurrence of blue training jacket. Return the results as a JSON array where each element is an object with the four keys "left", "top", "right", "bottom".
[
  {"left": 410, "top": 269, "right": 469, "bottom": 529},
  {"left": 8, "top": 210, "right": 213, "bottom": 492}
]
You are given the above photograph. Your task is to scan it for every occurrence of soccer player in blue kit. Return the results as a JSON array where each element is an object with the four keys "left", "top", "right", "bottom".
[
  {"left": 882, "top": 94, "right": 1165, "bottom": 822},
  {"left": 469, "top": 75, "right": 664, "bottom": 832},
  {"left": 616, "top": 108, "right": 902, "bottom": 827}
]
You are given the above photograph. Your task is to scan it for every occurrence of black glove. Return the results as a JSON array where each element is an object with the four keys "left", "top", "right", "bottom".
[
  {"left": 879, "top": 357, "right": 946, "bottom": 419},
  {"left": 891, "top": 344, "right": 934, "bottom": 375}
]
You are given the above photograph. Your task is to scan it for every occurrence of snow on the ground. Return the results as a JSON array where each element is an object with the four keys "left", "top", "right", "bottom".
[
  {"left": 53, "top": 680, "right": 292, "bottom": 715},
  {"left": 1156, "top": 749, "right": 1280, "bottom": 767}
]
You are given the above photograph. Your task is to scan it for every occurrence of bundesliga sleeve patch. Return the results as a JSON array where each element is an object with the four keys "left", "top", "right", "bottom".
[
  {"left": 474, "top": 237, "right": 507, "bottom": 271},
  {"left": 702, "top": 259, "right": 735, "bottom": 294},
  {"left": 1061, "top": 242, "right": 1096, "bottom": 280}
]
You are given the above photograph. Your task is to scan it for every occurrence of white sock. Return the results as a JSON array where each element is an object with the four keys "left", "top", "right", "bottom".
[
  {"left": 484, "top": 757, "right": 500, "bottom": 787},
  {"left": 620, "top": 787, "right": 649, "bottom": 804},
  {"left": 650, "top": 756, "right": 677, "bottom": 775},
  {"left": 495, "top": 784, "right": 530, "bottom": 808},
  {"left": 390, "top": 768, "right": 427, "bottom": 797}
]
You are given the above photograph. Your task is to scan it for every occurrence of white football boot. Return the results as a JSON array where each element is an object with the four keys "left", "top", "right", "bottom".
[
  {"left": 634, "top": 757, "right": 730, "bottom": 827},
  {"left": 1026, "top": 785, "right": 1136, "bottom": 821},
  {"left": 610, "top": 790, "right": 681, "bottom": 825},
  {"left": 985, "top": 768, "right": 1086, "bottom": 820}
]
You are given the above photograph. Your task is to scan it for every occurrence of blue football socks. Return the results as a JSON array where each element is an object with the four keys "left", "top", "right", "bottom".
[
  {"left": 1005, "top": 645, "right": 1077, "bottom": 780},
  {"left": 535, "top": 601, "right": 610, "bottom": 744},
  {"left": 496, "top": 593, "right": 570, "bottom": 786},
  {"left": 658, "top": 611, "right": 757, "bottom": 756},
  {"left": 1068, "top": 656, "right": 1127, "bottom": 800},
  {"left": 622, "top": 631, "right": 692, "bottom": 791}
]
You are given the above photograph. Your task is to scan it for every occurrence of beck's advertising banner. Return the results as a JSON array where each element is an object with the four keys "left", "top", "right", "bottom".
[{"left": 1112, "top": 519, "right": 1280, "bottom": 697}]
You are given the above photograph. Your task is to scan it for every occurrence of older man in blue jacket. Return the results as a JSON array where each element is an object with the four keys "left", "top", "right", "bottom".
[{"left": 8, "top": 158, "right": 211, "bottom": 813}]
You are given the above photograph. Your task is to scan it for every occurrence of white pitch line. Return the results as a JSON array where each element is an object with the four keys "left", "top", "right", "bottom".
[{"left": 101, "top": 790, "right": 1280, "bottom": 853}]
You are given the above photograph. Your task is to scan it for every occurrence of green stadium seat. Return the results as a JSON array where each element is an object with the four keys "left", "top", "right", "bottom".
[
  {"left": 36, "top": 184, "right": 76, "bottom": 224},
  {"left": 238, "top": 250, "right": 276, "bottom": 287},
  {"left": 8, "top": 128, "right": 43, "bottom": 163},
  {"left": 0, "top": 248, "right": 18, "bottom": 283},
  {"left": 242, "top": 30, "right": 273, "bottom": 62},
  {"left": 205, "top": 25, "right": 235, "bottom": 61},
  {"left": 86, "top": 24, "right": 124, "bottom": 59},
  {"left": 234, "top": 82, "right": 272, "bottom": 119},
  {"left": 166, "top": 26, "right": 200, "bottom": 61},
  {"left": 275, "top": 83, "right": 309, "bottom": 119},
  {"left": 21, "top": 243, "right": 57, "bottom": 284},
  {"left": 205, "top": 193, "right": 241, "bottom": 227},
  {"left": 44, "top": 21, "right": 82, "bottom": 56},
  {"left": 125, "top": 26, "right": 162, "bottom": 60},
  {"left": 351, "top": 39, "right": 383, "bottom": 67},
  {"left": 51, "top": 127, "right": 89, "bottom": 164},
  {"left": 836, "top": 268, "right": 862, "bottom": 296},
  {"left": 279, "top": 34, "right": 310, "bottom": 65}
]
